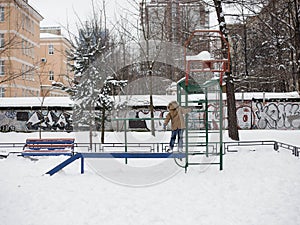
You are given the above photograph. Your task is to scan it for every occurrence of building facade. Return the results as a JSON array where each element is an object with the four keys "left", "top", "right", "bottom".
[
  {"left": 39, "top": 27, "right": 73, "bottom": 97},
  {"left": 141, "top": 0, "right": 209, "bottom": 49},
  {"left": 0, "top": 0, "right": 73, "bottom": 97},
  {"left": 0, "top": 0, "right": 42, "bottom": 97}
]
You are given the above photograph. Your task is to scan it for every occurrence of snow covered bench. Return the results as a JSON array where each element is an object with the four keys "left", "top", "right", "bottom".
[{"left": 22, "top": 138, "right": 75, "bottom": 156}]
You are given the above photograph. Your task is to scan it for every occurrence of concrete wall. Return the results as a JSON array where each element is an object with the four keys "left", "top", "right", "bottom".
[{"left": 1, "top": 99, "right": 300, "bottom": 132}]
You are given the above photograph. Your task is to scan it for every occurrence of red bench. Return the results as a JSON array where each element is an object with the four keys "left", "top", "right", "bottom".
[{"left": 22, "top": 138, "right": 75, "bottom": 156}]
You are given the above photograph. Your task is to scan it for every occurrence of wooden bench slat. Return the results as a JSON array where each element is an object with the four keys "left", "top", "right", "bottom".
[
  {"left": 23, "top": 138, "right": 75, "bottom": 156},
  {"left": 26, "top": 144, "right": 74, "bottom": 148},
  {"left": 26, "top": 139, "right": 74, "bottom": 144},
  {"left": 26, "top": 138, "right": 75, "bottom": 141},
  {"left": 23, "top": 149, "right": 72, "bottom": 152}
]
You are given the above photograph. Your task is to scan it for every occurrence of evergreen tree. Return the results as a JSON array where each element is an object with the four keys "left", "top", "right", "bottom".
[
  {"left": 67, "top": 14, "right": 128, "bottom": 144},
  {"left": 67, "top": 17, "right": 109, "bottom": 148}
]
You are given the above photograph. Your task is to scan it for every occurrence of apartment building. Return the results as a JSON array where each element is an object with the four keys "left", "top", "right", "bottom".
[
  {"left": 0, "top": 0, "right": 42, "bottom": 97},
  {"left": 137, "top": 0, "right": 209, "bottom": 82},
  {"left": 141, "top": 0, "right": 209, "bottom": 47},
  {"left": 0, "top": 0, "right": 73, "bottom": 97},
  {"left": 39, "top": 27, "right": 73, "bottom": 97}
]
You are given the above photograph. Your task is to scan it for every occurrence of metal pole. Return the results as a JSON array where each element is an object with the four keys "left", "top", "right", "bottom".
[
  {"left": 124, "top": 119, "right": 128, "bottom": 164},
  {"left": 219, "top": 81, "right": 223, "bottom": 170},
  {"left": 205, "top": 88, "right": 209, "bottom": 157},
  {"left": 185, "top": 82, "right": 189, "bottom": 171},
  {"left": 81, "top": 156, "right": 84, "bottom": 174}
]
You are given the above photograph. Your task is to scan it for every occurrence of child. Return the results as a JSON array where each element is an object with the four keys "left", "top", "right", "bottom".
[{"left": 163, "top": 101, "right": 191, "bottom": 152}]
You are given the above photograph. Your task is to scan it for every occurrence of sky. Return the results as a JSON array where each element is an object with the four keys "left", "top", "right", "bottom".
[
  {"left": 29, "top": 0, "right": 132, "bottom": 35},
  {"left": 29, "top": 0, "right": 221, "bottom": 37}
]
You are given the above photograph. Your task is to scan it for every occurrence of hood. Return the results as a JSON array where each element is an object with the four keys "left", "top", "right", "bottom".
[{"left": 168, "top": 101, "right": 179, "bottom": 110}]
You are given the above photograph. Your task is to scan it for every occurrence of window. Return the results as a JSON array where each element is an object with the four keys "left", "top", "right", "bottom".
[
  {"left": 49, "top": 71, "right": 54, "bottom": 81},
  {"left": 0, "top": 87, "right": 4, "bottom": 97},
  {"left": 24, "top": 40, "right": 28, "bottom": 55},
  {"left": 0, "top": 7, "right": 4, "bottom": 22},
  {"left": 31, "top": 21, "right": 34, "bottom": 33},
  {"left": 25, "top": 41, "right": 28, "bottom": 56},
  {"left": 22, "top": 39, "right": 27, "bottom": 55},
  {"left": 31, "top": 43, "right": 35, "bottom": 58},
  {"left": 0, "top": 60, "right": 4, "bottom": 76},
  {"left": 25, "top": 65, "right": 28, "bottom": 79},
  {"left": 0, "top": 33, "right": 4, "bottom": 48},
  {"left": 28, "top": 66, "right": 34, "bottom": 80},
  {"left": 28, "top": 43, "right": 32, "bottom": 57},
  {"left": 22, "top": 14, "right": 24, "bottom": 29},
  {"left": 21, "top": 64, "right": 25, "bottom": 79},
  {"left": 48, "top": 44, "right": 54, "bottom": 55}
]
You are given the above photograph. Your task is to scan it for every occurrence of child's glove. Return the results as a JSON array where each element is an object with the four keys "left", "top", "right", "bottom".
[{"left": 163, "top": 124, "right": 167, "bottom": 131}]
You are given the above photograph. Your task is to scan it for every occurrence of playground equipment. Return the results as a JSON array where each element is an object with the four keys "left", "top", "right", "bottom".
[
  {"left": 43, "top": 30, "right": 231, "bottom": 175},
  {"left": 176, "top": 30, "right": 231, "bottom": 170},
  {"left": 46, "top": 151, "right": 185, "bottom": 176},
  {"left": 45, "top": 117, "right": 186, "bottom": 176}
]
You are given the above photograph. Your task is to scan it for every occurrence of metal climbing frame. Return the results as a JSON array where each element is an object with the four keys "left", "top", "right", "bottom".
[{"left": 177, "top": 30, "right": 231, "bottom": 171}]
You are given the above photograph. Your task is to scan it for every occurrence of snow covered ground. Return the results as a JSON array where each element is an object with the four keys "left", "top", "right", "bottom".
[{"left": 0, "top": 130, "right": 300, "bottom": 225}]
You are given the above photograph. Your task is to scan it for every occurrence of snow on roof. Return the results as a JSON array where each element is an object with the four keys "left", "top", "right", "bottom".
[
  {"left": 40, "top": 33, "right": 63, "bottom": 39},
  {"left": 235, "top": 91, "right": 300, "bottom": 100},
  {"left": 117, "top": 95, "right": 176, "bottom": 107},
  {"left": 0, "top": 92, "right": 299, "bottom": 108},
  {"left": 0, "top": 97, "right": 73, "bottom": 108},
  {"left": 186, "top": 51, "right": 212, "bottom": 61}
]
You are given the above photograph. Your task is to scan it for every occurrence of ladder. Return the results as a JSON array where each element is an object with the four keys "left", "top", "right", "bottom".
[{"left": 177, "top": 74, "right": 223, "bottom": 171}]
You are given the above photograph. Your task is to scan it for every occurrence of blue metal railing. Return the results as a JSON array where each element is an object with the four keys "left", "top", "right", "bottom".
[{"left": 1, "top": 140, "right": 299, "bottom": 157}]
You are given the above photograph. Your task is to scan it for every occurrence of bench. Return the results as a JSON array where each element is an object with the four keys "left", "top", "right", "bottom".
[{"left": 22, "top": 138, "right": 75, "bottom": 156}]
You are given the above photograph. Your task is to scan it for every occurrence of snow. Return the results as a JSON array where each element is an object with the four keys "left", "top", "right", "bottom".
[
  {"left": 186, "top": 51, "right": 212, "bottom": 61},
  {"left": 0, "top": 97, "right": 73, "bottom": 108},
  {"left": 40, "top": 32, "right": 64, "bottom": 39},
  {"left": 233, "top": 91, "right": 300, "bottom": 101},
  {"left": 0, "top": 130, "right": 300, "bottom": 225},
  {"left": 1, "top": 92, "right": 299, "bottom": 108}
]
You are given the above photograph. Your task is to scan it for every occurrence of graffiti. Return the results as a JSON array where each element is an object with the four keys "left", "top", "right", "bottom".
[
  {"left": 236, "top": 104, "right": 253, "bottom": 129},
  {"left": 255, "top": 102, "right": 300, "bottom": 129},
  {"left": 128, "top": 106, "right": 224, "bottom": 131},
  {"left": 5, "top": 111, "right": 16, "bottom": 119},
  {"left": 1, "top": 100, "right": 300, "bottom": 132},
  {"left": 127, "top": 110, "right": 147, "bottom": 129},
  {"left": 188, "top": 111, "right": 202, "bottom": 130},
  {"left": 207, "top": 104, "right": 223, "bottom": 130},
  {"left": 0, "top": 110, "right": 73, "bottom": 132},
  {"left": 26, "top": 111, "right": 73, "bottom": 131},
  {"left": 287, "top": 115, "right": 300, "bottom": 128},
  {"left": 127, "top": 101, "right": 300, "bottom": 130},
  {"left": 0, "top": 125, "right": 15, "bottom": 132},
  {"left": 137, "top": 110, "right": 164, "bottom": 130}
]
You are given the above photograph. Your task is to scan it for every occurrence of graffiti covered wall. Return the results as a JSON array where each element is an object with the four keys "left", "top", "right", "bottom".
[
  {"left": 122, "top": 100, "right": 300, "bottom": 130},
  {"left": 253, "top": 101, "right": 300, "bottom": 129},
  {"left": 0, "top": 109, "right": 73, "bottom": 132},
  {"left": 1, "top": 99, "right": 300, "bottom": 132}
]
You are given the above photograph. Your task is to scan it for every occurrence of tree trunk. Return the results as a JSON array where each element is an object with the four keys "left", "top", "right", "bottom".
[
  {"left": 226, "top": 74, "right": 239, "bottom": 140},
  {"left": 149, "top": 67, "right": 155, "bottom": 136},
  {"left": 101, "top": 108, "right": 105, "bottom": 144},
  {"left": 149, "top": 93, "right": 155, "bottom": 136},
  {"left": 213, "top": 0, "right": 239, "bottom": 140},
  {"left": 293, "top": 0, "right": 300, "bottom": 91},
  {"left": 89, "top": 103, "right": 93, "bottom": 151},
  {"left": 141, "top": 0, "right": 155, "bottom": 136}
]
